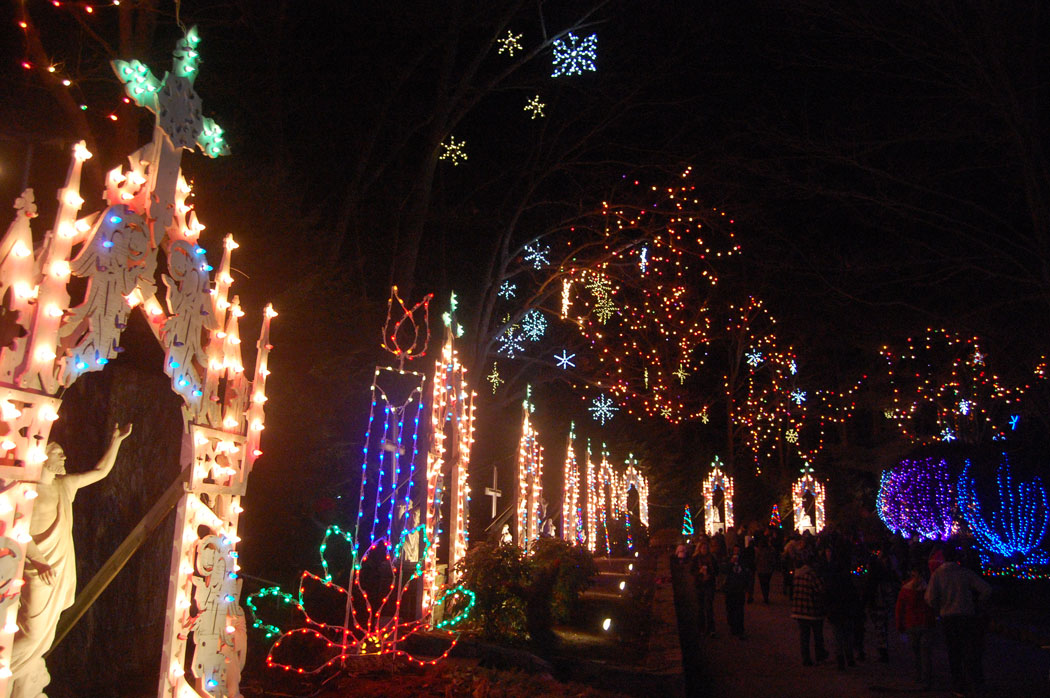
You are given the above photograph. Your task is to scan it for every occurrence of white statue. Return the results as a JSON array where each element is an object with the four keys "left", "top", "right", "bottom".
[
  {"left": 10, "top": 423, "right": 132, "bottom": 698},
  {"left": 799, "top": 511, "right": 813, "bottom": 530}
]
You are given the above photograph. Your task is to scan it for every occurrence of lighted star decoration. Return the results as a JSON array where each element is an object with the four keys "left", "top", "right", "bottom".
[
  {"left": 958, "top": 399, "right": 972, "bottom": 416},
  {"left": 497, "top": 326, "right": 525, "bottom": 358},
  {"left": 593, "top": 296, "right": 616, "bottom": 324},
  {"left": 439, "top": 137, "right": 468, "bottom": 166},
  {"left": 673, "top": 363, "right": 689, "bottom": 384},
  {"left": 589, "top": 394, "right": 618, "bottom": 425},
  {"left": 745, "top": 349, "right": 764, "bottom": 367},
  {"left": 785, "top": 429, "right": 799, "bottom": 444},
  {"left": 521, "top": 309, "right": 547, "bottom": 341},
  {"left": 551, "top": 32, "right": 598, "bottom": 77},
  {"left": 498, "top": 281, "right": 517, "bottom": 299},
  {"left": 522, "top": 243, "right": 550, "bottom": 270},
  {"left": 555, "top": 350, "right": 576, "bottom": 369},
  {"left": 524, "top": 95, "right": 546, "bottom": 119},
  {"left": 790, "top": 389, "right": 807, "bottom": 405},
  {"left": 940, "top": 427, "right": 957, "bottom": 442},
  {"left": 487, "top": 363, "right": 503, "bottom": 393},
  {"left": 498, "top": 30, "right": 523, "bottom": 57},
  {"left": 586, "top": 272, "right": 613, "bottom": 300}
]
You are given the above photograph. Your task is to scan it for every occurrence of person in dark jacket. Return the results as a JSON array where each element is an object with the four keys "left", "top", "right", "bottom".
[
  {"left": 823, "top": 547, "right": 860, "bottom": 670},
  {"left": 754, "top": 535, "right": 777, "bottom": 604},
  {"left": 722, "top": 544, "right": 749, "bottom": 638},
  {"left": 790, "top": 555, "right": 828, "bottom": 665}
]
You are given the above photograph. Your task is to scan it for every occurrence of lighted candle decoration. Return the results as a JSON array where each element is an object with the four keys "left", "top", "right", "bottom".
[
  {"left": 702, "top": 457, "right": 734, "bottom": 536},
  {"left": 421, "top": 316, "right": 476, "bottom": 616},
  {"left": 792, "top": 470, "right": 826, "bottom": 535},
  {"left": 247, "top": 289, "right": 473, "bottom": 673},
  {"left": 876, "top": 458, "right": 955, "bottom": 541}
]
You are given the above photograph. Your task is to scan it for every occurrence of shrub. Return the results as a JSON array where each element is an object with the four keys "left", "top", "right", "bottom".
[{"left": 454, "top": 542, "right": 530, "bottom": 642}]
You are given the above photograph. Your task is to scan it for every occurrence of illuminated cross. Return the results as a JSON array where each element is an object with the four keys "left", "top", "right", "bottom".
[
  {"left": 484, "top": 468, "right": 502, "bottom": 519},
  {"left": 111, "top": 26, "right": 229, "bottom": 251}
]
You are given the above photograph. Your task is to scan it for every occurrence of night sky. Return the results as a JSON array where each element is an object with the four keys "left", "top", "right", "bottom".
[{"left": 1, "top": 0, "right": 1048, "bottom": 629}]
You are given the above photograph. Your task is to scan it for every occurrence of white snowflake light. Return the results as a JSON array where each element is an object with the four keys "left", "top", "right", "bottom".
[
  {"left": 555, "top": 350, "right": 576, "bottom": 369},
  {"left": 700, "top": 408, "right": 710, "bottom": 424},
  {"left": 746, "top": 349, "right": 763, "bottom": 367},
  {"left": 521, "top": 309, "right": 548, "bottom": 341},
  {"left": 551, "top": 32, "right": 597, "bottom": 77},
  {"left": 522, "top": 243, "right": 550, "bottom": 270},
  {"left": 958, "top": 399, "right": 972, "bottom": 416},
  {"left": 498, "top": 281, "right": 517, "bottom": 299},
  {"left": 498, "top": 327, "right": 525, "bottom": 358},
  {"left": 940, "top": 427, "right": 957, "bottom": 442},
  {"left": 789, "top": 359, "right": 798, "bottom": 375},
  {"left": 660, "top": 404, "right": 673, "bottom": 419},
  {"left": 790, "top": 389, "right": 807, "bottom": 405},
  {"left": 589, "top": 394, "right": 618, "bottom": 425},
  {"left": 498, "top": 30, "right": 523, "bottom": 57},
  {"left": 638, "top": 246, "right": 648, "bottom": 273},
  {"left": 785, "top": 429, "right": 799, "bottom": 444},
  {"left": 524, "top": 95, "right": 546, "bottom": 119},
  {"left": 439, "top": 137, "right": 468, "bottom": 166}
]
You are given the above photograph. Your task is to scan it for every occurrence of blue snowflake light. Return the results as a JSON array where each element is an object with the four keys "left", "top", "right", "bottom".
[
  {"left": 551, "top": 32, "right": 597, "bottom": 77},
  {"left": 555, "top": 350, "right": 576, "bottom": 369},
  {"left": 521, "top": 309, "right": 548, "bottom": 341},
  {"left": 498, "top": 281, "right": 517, "bottom": 299},
  {"left": 1010, "top": 415, "right": 1020, "bottom": 430},
  {"left": 589, "top": 394, "right": 618, "bottom": 425},
  {"left": 790, "top": 389, "right": 807, "bottom": 405},
  {"left": 746, "top": 349, "right": 763, "bottom": 367},
  {"left": 523, "top": 243, "right": 550, "bottom": 270}
]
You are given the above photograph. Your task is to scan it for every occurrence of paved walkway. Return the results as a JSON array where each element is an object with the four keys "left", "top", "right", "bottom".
[{"left": 669, "top": 562, "right": 1050, "bottom": 698}]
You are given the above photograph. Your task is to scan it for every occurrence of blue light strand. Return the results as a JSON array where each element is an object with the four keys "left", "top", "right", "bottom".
[{"left": 959, "top": 457, "right": 1050, "bottom": 564}]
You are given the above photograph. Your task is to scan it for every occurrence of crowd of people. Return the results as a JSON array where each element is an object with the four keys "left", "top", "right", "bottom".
[{"left": 674, "top": 526, "right": 994, "bottom": 697}]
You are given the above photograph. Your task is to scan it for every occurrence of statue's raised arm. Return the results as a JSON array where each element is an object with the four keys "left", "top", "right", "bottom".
[{"left": 61, "top": 423, "right": 132, "bottom": 491}]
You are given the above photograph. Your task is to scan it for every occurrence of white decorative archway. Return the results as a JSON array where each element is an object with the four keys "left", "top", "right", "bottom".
[
  {"left": 0, "top": 28, "right": 274, "bottom": 698},
  {"left": 792, "top": 471, "right": 826, "bottom": 535},
  {"left": 702, "top": 456, "right": 734, "bottom": 535}
]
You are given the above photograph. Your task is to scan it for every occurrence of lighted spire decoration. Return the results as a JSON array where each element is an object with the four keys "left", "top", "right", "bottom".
[
  {"left": 516, "top": 392, "right": 544, "bottom": 551},
  {"left": 422, "top": 297, "right": 477, "bottom": 615},
  {"left": 562, "top": 425, "right": 585, "bottom": 545},
  {"left": 959, "top": 457, "right": 1049, "bottom": 565}
]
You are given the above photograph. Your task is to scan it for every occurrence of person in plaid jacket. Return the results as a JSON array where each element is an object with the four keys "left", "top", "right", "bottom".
[{"left": 790, "top": 556, "right": 828, "bottom": 666}]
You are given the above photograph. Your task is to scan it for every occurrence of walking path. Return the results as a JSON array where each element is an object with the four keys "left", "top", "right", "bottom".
[{"left": 669, "top": 560, "right": 1050, "bottom": 698}]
